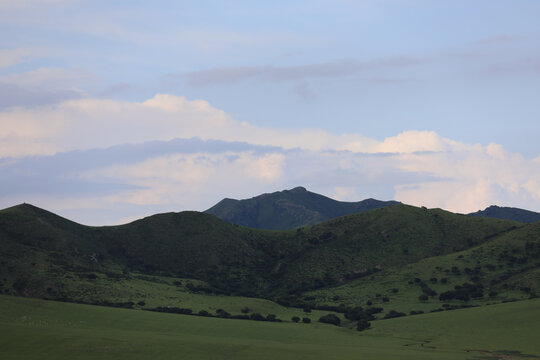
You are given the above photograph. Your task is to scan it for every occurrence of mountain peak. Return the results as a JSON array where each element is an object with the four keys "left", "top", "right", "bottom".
[
  {"left": 468, "top": 205, "right": 540, "bottom": 223},
  {"left": 205, "top": 187, "right": 399, "bottom": 229}
]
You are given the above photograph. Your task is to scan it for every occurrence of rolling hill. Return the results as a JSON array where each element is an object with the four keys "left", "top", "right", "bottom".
[
  {"left": 1, "top": 201, "right": 533, "bottom": 307},
  {"left": 204, "top": 186, "right": 400, "bottom": 229}
]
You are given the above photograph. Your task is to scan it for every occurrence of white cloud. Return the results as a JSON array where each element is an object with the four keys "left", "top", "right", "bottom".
[
  {"left": 1, "top": 93, "right": 540, "bottom": 222},
  {"left": 82, "top": 151, "right": 286, "bottom": 208}
]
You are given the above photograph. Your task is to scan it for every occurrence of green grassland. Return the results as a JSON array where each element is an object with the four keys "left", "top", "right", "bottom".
[{"left": 1, "top": 295, "right": 538, "bottom": 360}]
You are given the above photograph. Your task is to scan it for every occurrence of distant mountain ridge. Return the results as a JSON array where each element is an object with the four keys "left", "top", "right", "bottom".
[
  {"left": 204, "top": 187, "right": 400, "bottom": 229},
  {"left": 468, "top": 205, "right": 540, "bottom": 223}
]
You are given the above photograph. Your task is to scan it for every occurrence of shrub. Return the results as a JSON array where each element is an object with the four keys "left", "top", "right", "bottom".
[
  {"left": 241, "top": 306, "right": 250, "bottom": 313},
  {"left": 356, "top": 319, "right": 371, "bottom": 331},
  {"left": 231, "top": 314, "right": 250, "bottom": 320},
  {"left": 302, "top": 317, "right": 311, "bottom": 323},
  {"left": 250, "top": 313, "right": 266, "bottom": 321},
  {"left": 319, "top": 314, "right": 341, "bottom": 326},
  {"left": 198, "top": 310, "right": 211, "bottom": 317},
  {"left": 365, "top": 307, "right": 383, "bottom": 315},
  {"left": 216, "top": 309, "right": 231, "bottom": 318},
  {"left": 383, "top": 310, "right": 406, "bottom": 319},
  {"left": 266, "top": 314, "right": 277, "bottom": 322},
  {"left": 291, "top": 316, "right": 300, "bottom": 323}
]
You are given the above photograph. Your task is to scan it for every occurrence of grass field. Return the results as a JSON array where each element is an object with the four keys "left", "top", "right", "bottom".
[{"left": 1, "top": 295, "right": 538, "bottom": 360}]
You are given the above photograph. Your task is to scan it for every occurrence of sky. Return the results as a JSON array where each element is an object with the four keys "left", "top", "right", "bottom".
[{"left": 1, "top": 0, "right": 539, "bottom": 225}]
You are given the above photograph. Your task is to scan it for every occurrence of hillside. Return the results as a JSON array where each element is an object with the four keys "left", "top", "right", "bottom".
[
  {"left": 469, "top": 205, "right": 540, "bottom": 223},
  {"left": 205, "top": 186, "right": 400, "bottom": 229},
  {"left": 0, "top": 202, "right": 525, "bottom": 304}
]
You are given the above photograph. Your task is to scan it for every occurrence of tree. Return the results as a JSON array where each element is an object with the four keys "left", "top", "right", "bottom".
[
  {"left": 319, "top": 314, "right": 341, "bottom": 326},
  {"left": 356, "top": 320, "right": 371, "bottom": 331}
]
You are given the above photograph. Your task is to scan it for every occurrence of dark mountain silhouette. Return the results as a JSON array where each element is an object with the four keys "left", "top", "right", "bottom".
[
  {"left": 205, "top": 186, "right": 400, "bottom": 229},
  {"left": 468, "top": 205, "right": 540, "bottom": 223}
]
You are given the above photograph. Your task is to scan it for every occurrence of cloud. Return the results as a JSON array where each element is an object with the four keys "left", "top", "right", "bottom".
[
  {"left": 1, "top": 93, "right": 540, "bottom": 224},
  {"left": 0, "top": 68, "right": 99, "bottom": 109},
  {"left": 172, "top": 56, "right": 421, "bottom": 87}
]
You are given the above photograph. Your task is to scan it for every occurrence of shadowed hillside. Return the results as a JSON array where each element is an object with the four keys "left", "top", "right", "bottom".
[{"left": 0, "top": 202, "right": 524, "bottom": 302}]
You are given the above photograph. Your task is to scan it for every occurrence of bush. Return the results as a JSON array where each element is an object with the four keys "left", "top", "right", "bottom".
[
  {"left": 291, "top": 316, "right": 300, "bottom": 323},
  {"left": 241, "top": 306, "right": 250, "bottom": 313},
  {"left": 250, "top": 313, "right": 266, "bottom": 321},
  {"left": 383, "top": 310, "right": 406, "bottom": 319},
  {"left": 319, "top": 314, "right": 341, "bottom": 326},
  {"left": 356, "top": 319, "right": 371, "bottom": 331},
  {"left": 266, "top": 314, "right": 277, "bottom": 322},
  {"left": 302, "top": 317, "right": 311, "bottom": 323},
  {"left": 216, "top": 309, "right": 231, "bottom": 318},
  {"left": 231, "top": 314, "right": 250, "bottom": 320}
]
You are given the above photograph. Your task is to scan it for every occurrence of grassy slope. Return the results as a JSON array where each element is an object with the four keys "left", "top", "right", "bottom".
[
  {"left": 276, "top": 205, "right": 520, "bottom": 294},
  {"left": 1, "top": 295, "right": 538, "bottom": 360},
  {"left": 205, "top": 186, "right": 399, "bottom": 230},
  {"left": 304, "top": 220, "right": 540, "bottom": 315}
]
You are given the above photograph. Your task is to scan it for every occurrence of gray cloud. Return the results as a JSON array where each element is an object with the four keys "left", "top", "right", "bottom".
[
  {"left": 167, "top": 56, "right": 422, "bottom": 87},
  {"left": 0, "top": 82, "right": 84, "bottom": 109}
]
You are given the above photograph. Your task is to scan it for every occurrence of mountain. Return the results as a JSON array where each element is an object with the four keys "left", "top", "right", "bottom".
[
  {"left": 468, "top": 205, "right": 540, "bottom": 223},
  {"left": 1, "top": 202, "right": 527, "bottom": 301},
  {"left": 204, "top": 186, "right": 400, "bottom": 229}
]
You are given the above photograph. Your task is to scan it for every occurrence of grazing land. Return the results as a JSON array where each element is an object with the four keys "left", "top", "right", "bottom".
[{"left": 0, "top": 295, "right": 538, "bottom": 360}]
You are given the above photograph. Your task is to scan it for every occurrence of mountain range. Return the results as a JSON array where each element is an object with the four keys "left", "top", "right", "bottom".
[
  {"left": 205, "top": 186, "right": 540, "bottom": 229},
  {"left": 1, "top": 193, "right": 538, "bottom": 316}
]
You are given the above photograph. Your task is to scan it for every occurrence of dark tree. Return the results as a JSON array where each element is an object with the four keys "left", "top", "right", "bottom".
[{"left": 319, "top": 314, "right": 341, "bottom": 326}]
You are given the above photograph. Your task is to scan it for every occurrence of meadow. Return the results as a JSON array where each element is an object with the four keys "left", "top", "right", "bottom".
[{"left": 1, "top": 295, "right": 538, "bottom": 360}]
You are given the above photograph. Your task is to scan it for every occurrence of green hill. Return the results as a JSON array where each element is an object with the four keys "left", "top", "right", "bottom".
[
  {"left": 0, "top": 202, "right": 526, "bottom": 304},
  {"left": 469, "top": 205, "right": 540, "bottom": 223},
  {"left": 204, "top": 186, "right": 400, "bottom": 229}
]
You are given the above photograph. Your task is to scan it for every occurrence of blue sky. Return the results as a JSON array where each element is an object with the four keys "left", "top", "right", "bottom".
[{"left": 1, "top": 0, "right": 539, "bottom": 224}]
